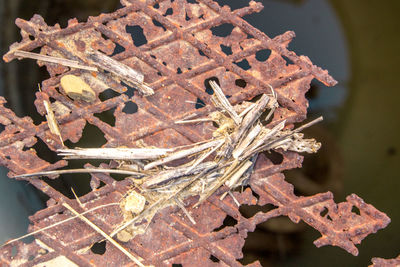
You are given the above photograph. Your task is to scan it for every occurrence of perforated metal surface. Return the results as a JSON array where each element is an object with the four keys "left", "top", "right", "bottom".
[{"left": 0, "top": 0, "right": 390, "bottom": 266}]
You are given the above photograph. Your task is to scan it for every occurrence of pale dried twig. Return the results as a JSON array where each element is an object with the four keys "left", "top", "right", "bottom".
[
  {"left": 2, "top": 203, "right": 119, "bottom": 246},
  {"left": 87, "top": 50, "right": 153, "bottom": 96},
  {"left": 58, "top": 147, "right": 172, "bottom": 160},
  {"left": 63, "top": 203, "right": 145, "bottom": 266},
  {"left": 14, "top": 50, "right": 98, "bottom": 71}
]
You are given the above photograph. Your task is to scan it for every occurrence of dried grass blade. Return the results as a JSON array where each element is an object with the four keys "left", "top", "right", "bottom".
[
  {"left": 144, "top": 139, "right": 223, "bottom": 170},
  {"left": 142, "top": 162, "right": 217, "bottom": 188},
  {"left": 220, "top": 94, "right": 270, "bottom": 158},
  {"left": 71, "top": 187, "right": 83, "bottom": 207},
  {"left": 209, "top": 81, "right": 241, "bottom": 124},
  {"left": 232, "top": 124, "right": 262, "bottom": 159},
  {"left": 43, "top": 97, "right": 64, "bottom": 146},
  {"left": 251, "top": 116, "right": 323, "bottom": 155},
  {"left": 184, "top": 139, "right": 224, "bottom": 174},
  {"left": 87, "top": 50, "right": 153, "bottom": 96},
  {"left": 234, "top": 94, "right": 270, "bottom": 142},
  {"left": 1, "top": 203, "right": 119, "bottom": 247},
  {"left": 240, "top": 120, "right": 286, "bottom": 159},
  {"left": 174, "top": 118, "right": 213, "bottom": 124},
  {"left": 63, "top": 203, "right": 145, "bottom": 267},
  {"left": 13, "top": 50, "right": 98, "bottom": 71},
  {"left": 58, "top": 147, "right": 171, "bottom": 160},
  {"left": 225, "top": 160, "right": 253, "bottom": 188},
  {"left": 174, "top": 197, "right": 196, "bottom": 225},
  {"left": 13, "top": 168, "right": 145, "bottom": 179},
  {"left": 194, "top": 160, "right": 240, "bottom": 207},
  {"left": 226, "top": 191, "right": 240, "bottom": 206},
  {"left": 238, "top": 103, "right": 256, "bottom": 118}
]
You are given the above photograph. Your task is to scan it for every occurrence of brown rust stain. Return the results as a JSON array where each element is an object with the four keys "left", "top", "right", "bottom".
[{"left": 0, "top": 0, "right": 389, "bottom": 266}]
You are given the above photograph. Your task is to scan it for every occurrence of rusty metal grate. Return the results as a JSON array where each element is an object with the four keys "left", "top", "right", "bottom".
[{"left": 0, "top": 0, "right": 390, "bottom": 266}]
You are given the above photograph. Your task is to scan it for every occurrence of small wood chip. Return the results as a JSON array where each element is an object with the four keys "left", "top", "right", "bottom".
[{"left": 60, "top": 74, "right": 96, "bottom": 103}]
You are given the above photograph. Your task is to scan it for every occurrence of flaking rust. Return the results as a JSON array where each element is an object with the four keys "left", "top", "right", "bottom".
[{"left": 0, "top": 0, "right": 391, "bottom": 266}]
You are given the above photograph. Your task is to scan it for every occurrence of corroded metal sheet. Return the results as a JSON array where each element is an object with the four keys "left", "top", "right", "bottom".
[{"left": 0, "top": 0, "right": 390, "bottom": 266}]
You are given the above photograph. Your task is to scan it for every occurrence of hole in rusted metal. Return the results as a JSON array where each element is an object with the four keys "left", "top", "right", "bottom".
[
  {"left": 240, "top": 204, "right": 275, "bottom": 219},
  {"left": 121, "top": 81, "right": 137, "bottom": 98},
  {"left": 185, "top": 12, "right": 190, "bottom": 21},
  {"left": 163, "top": 8, "right": 173, "bottom": 16},
  {"left": 305, "top": 81, "right": 319, "bottom": 100},
  {"left": 172, "top": 264, "right": 182, "bottom": 267},
  {"left": 153, "top": 3, "right": 159, "bottom": 9},
  {"left": 64, "top": 123, "right": 106, "bottom": 148},
  {"left": 264, "top": 151, "right": 284, "bottom": 165},
  {"left": 30, "top": 138, "right": 58, "bottom": 164},
  {"left": 176, "top": 67, "right": 182, "bottom": 74},
  {"left": 235, "top": 78, "right": 247, "bottom": 88},
  {"left": 204, "top": 77, "right": 220, "bottom": 95},
  {"left": 152, "top": 19, "right": 166, "bottom": 31},
  {"left": 352, "top": 206, "right": 361, "bottom": 215},
  {"left": 209, "top": 255, "right": 220, "bottom": 262},
  {"left": 211, "top": 23, "right": 234, "bottom": 37},
  {"left": 94, "top": 107, "right": 116, "bottom": 126},
  {"left": 122, "top": 101, "right": 138, "bottom": 114},
  {"left": 320, "top": 207, "right": 329, "bottom": 217},
  {"left": 213, "top": 215, "right": 238, "bottom": 232},
  {"left": 255, "top": 49, "right": 271, "bottom": 62},
  {"left": 111, "top": 43, "right": 125, "bottom": 56},
  {"left": 98, "top": 88, "right": 121, "bottom": 102},
  {"left": 101, "top": 33, "right": 109, "bottom": 40},
  {"left": 91, "top": 241, "right": 106, "bottom": 255},
  {"left": 125, "top": 25, "right": 147, "bottom": 47},
  {"left": 282, "top": 55, "right": 294, "bottom": 66},
  {"left": 198, "top": 49, "right": 208, "bottom": 58},
  {"left": 98, "top": 180, "right": 106, "bottom": 189},
  {"left": 234, "top": 59, "right": 251, "bottom": 70},
  {"left": 11, "top": 246, "right": 17, "bottom": 257},
  {"left": 195, "top": 98, "right": 206, "bottom": 109},
  {"left": 220, "top": 44, "right": 232, "bottom": 55}
]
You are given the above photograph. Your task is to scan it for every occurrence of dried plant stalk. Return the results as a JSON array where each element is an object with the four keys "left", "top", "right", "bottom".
[
  {"left": 87, "top": 50, "right": 154, "bottom": 96},
  {"left": 62, "top": 203, "right": 144, "bottom": 266},
  {"left": 58, "top": 147, "right": 172, "bottom": 160},
  {"left": 142, "top": 161, "right": 217, "bottom": 188},
  {"left": 42, "top": 96, "right": 64, "bottom": 146},
  {"left": 13, "top": 50, "right": 98, "bottom": 71},
  {"left": 143, "top": 139, "right": 223, "bottom": 170},
  {"left": 209, "top": 81, "right": 241, "bottom": 125},
  {"left": 13, "top": 168, "right": 145, "bottom": 179}
]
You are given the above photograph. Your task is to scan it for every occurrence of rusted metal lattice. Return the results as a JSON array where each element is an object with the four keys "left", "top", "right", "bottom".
[
  {"left": 0, "top": 0, "right": 390, "bottom": 266},
  {"left": 370, "top": 255, "right": 400, "bottom": 267}
]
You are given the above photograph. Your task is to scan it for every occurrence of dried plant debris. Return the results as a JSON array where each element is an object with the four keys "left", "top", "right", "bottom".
[
  {"left": 0, "top": 0, "right": 390, "bottom": 266},
  {"left": 12, "top": 86, "right": 322, "bottom": 244}
]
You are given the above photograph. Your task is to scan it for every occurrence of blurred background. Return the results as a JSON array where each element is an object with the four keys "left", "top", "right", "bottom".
[{"left": 0, "top": 0, "right": 398, "bottom": 266}]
